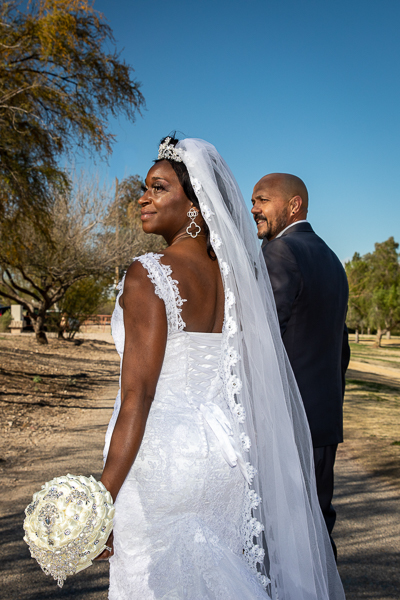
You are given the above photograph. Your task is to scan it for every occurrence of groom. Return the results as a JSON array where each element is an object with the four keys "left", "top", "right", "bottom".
[{"left": 251, "top": 173, "right": 350, "bottom": 558}]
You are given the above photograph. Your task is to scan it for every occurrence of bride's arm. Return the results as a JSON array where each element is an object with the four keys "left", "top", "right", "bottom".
[{"left": 100, "top": 260, "right": 168, "bottom": 502}]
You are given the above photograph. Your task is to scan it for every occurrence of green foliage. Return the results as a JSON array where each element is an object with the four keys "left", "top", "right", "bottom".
[
  {"left": 0, "top": 0, "right": 144, "bottom": 219},
  {"left": 346, "top": 252, "right": 369, "bottom": 332},
  {"left": 56, "top": 276, "right": 111, "bottom": 338},
  {"left": 0, "top": 309, "right": 11, "bottom": 332},
  {"left": 97, "top": 298, "right": 116, "bottom": 316},
  {"left": 32, "top": 375, "right": 42, "bottom": 384},
  {"left": 346, "top": 237, "right": 400, "bottom": 346}
]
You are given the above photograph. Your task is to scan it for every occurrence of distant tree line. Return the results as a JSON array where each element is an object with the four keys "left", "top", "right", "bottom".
[{"left": 346, "top": 237, "right": 400, "bottom": 347}]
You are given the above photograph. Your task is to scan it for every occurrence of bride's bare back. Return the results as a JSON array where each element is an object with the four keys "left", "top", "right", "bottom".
[{"left": 161, "top": 240, "right": 225, "bottom": 334}]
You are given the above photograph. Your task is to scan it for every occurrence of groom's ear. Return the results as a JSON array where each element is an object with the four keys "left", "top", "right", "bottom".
[{"left": 289, "top": 195, "right": 303, "bottom": 216}]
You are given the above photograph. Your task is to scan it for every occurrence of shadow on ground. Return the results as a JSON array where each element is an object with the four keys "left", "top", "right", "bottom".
[
  {"left": 347, "top": 368, "right": 400, "bottom": 389},
  {"left": 335, "top": 446, "right": 400, "bottom": 600}
]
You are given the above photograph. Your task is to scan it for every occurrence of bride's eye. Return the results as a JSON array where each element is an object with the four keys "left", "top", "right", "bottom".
[{"left": 153, "top": 183, "right": 165, "bottom": 192}]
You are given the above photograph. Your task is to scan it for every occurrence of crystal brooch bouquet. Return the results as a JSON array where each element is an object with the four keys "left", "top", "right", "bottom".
[{"left": 23, "top": 474, "right": 114, "bottom": 587}]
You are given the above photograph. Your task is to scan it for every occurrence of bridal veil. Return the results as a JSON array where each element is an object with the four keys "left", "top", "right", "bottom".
[{"left": 175, "top": 138, "right": 345, "bottom": 600}]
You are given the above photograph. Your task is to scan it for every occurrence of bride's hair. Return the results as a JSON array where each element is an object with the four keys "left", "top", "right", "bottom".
[{"left": 156, "top": 136, "right": 216, "bottom": 260}]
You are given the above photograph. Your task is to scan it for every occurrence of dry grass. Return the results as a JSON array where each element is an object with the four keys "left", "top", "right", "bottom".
[{"left": 344, "top": 336, "right": 400, "bottom": 486}]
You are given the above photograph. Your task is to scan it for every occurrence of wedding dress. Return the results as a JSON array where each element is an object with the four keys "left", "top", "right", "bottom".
[
  {"left": 103, "top": 138, "right": 346, "bottom": 600},
  {"left": 104, "top": 253, "right": 269, "bottom": 599}
]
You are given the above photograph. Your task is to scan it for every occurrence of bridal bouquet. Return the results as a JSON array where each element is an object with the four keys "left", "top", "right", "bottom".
[{"left": 23, "top": 474, "right": 114, "bottom": 588}]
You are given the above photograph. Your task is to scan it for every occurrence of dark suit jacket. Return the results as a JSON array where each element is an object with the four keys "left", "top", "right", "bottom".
[{"left": 262, "top": 222, "right": 350, "bottom": 447}]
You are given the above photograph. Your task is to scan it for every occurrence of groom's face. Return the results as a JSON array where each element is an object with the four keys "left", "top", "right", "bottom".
[{"left": 251, "top": 176, "right": 291, "bottom": 241}]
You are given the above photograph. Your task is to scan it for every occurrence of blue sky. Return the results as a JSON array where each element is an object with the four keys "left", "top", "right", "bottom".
[{"left": 88, "top": 0, "right": 400, "bottom": 262}]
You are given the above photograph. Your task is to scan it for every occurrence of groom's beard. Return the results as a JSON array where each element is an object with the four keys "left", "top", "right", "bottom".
[{"left": 256, "top": 209, "right": 288, "bottom": 241}]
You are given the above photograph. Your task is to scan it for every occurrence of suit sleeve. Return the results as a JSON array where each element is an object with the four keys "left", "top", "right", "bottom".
[{"left": 262, "top": 238, "right": 302, "bottom": 336}]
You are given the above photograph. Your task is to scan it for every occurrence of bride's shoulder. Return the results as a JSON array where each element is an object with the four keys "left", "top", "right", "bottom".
[
  {"left": 119, "top": 256, "right": 169, "bottom": 324},
  {"left": 123, "top": 253, "right": 164, "bottom": 294}
]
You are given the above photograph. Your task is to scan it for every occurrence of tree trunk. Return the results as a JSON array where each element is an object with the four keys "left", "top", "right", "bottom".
[
  {"left": 386, "top": 330, "right": 391, "bottom": 339},
  {"left": 355, "top": 329, "right": 359, "bottom": 343},
  {"left": 374, "top": 326, "right": 385, "bottom": 348},
  {"left": 367, "top": 327, "right": 371, "bottom": 335},
  {"left": 361, "top": 326, "right": 364, "bottom": 335},
  {"left": 33, "top": 313, "right": 48, "bottom": 345}
]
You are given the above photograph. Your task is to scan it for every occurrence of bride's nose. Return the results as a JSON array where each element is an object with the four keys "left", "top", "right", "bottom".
[{"left": 139, "top": 193, "right": 151, "bottom": 207}]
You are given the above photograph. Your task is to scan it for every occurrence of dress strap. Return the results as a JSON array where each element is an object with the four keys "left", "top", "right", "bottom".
[{"left": 134, "top": 253, "right": 187, "bottom": 333}]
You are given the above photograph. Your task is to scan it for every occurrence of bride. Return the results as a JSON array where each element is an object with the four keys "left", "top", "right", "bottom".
[{"left": 98, "top": 136, "right": 345, "bottom": 599}]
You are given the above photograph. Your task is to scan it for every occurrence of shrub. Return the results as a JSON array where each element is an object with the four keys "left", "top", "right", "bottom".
[{"left": 0, "top": 310, "right": 11, "bottom": 332}]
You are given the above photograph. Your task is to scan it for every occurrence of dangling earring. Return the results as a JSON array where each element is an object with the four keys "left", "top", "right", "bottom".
[{"left": 186, "top": 207, "right": 201, "bottom": 238}]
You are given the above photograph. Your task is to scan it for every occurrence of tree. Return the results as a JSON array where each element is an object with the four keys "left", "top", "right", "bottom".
[
  {"left": 49, "top": 276, "right": 110, "bottom": 338},
  {"left": 345, "top": 252, "right": 370, "bottom": 343},
  {"left": 0, "top": 174, "right": 133, "bottom": 343},
  {"left": 346, "top": 237, "right": 400, "bottom": 347},
  {"left": 365, "top": 238, "right": 400, "bottom": 347},
  {"left": 0, "top": 0, "right": 144, "bottom": 219}
]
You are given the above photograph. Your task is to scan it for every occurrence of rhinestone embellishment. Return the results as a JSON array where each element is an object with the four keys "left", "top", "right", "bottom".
[{"left": 38, "top": 504, "right": 58, "bottom": 535}]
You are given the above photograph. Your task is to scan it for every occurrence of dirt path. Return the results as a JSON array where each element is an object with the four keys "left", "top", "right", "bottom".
[
  {"left": 333, "top": 356, "right": 400, "bottom": 599},
  {"left": 0, "top": 383, "right": 117, "bottom": 600},
  {"left": 335, "top": 444, "right": 400, "bottom": 600}
]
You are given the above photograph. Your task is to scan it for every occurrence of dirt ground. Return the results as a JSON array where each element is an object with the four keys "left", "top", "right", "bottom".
[
  {"left": 0, "top": 333, "right": 119, "bottom": 494},
  {"left": 0, "top": 333, "right": 119, "bottom": 600},
  {"left": 0, "top": 332, "right": 399, "bottom": 599}
]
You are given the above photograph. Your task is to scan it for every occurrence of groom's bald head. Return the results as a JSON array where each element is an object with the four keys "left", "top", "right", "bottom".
[
  {"left": 260, "top": 174, "right": 309, "bottom": 210},
  {"left": 251, "top": 173, "right": 309, "bottom": 240}
]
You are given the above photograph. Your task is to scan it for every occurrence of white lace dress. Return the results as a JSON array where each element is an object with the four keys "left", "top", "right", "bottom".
[{"left": 103, "top": 253, "right": 269, "bottom": 600}]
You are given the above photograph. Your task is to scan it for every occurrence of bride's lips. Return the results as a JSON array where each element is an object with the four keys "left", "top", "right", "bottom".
[{"left": 141, "top": 212, "right": 157, "bottom": 221}]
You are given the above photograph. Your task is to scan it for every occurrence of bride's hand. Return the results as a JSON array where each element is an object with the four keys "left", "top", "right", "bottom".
[{"left": 94, "top": 531, "right": 114, "bottom": 560}]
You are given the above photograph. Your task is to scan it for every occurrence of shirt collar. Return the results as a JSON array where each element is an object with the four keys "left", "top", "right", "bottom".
[{"left": 275, "top": 220, "right": 308, "bottom": 239}]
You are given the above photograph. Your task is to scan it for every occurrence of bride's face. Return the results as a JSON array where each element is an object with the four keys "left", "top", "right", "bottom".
[{"left": 139, "top": 161, "right": 192, "bottom": 241}]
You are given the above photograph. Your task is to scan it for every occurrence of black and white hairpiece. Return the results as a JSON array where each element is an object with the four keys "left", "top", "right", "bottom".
[{"left": 158, "top": 137, "right": 183, "bottom": 162}]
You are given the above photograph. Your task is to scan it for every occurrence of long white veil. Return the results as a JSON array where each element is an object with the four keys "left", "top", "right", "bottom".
[{"left": 176, "top": 138, "right": 345, "bottom": 600}]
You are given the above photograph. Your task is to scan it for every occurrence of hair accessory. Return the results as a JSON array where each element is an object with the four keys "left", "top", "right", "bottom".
[
  {"left": 186, "top": 207, "right": 201, "bottom": 238},
  {"left": 158, "top": 137, "right": 183, "bottom": 162},
  {"left": 23, "top": 474, "right": 114, "bottom": 588}
]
